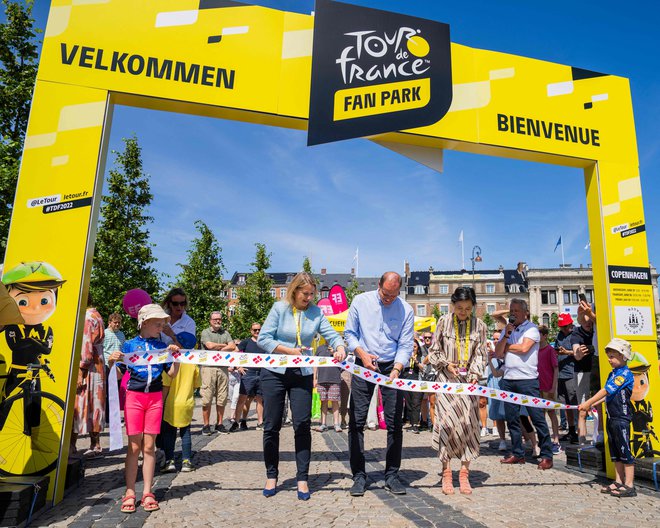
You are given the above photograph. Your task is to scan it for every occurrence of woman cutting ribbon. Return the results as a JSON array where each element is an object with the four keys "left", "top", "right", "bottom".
[
  {"left": 428, "top": 286, "right": 487, "bottom": 495},
  {"left": 257, "top": 272, "right": 346, "bottom": 500}
]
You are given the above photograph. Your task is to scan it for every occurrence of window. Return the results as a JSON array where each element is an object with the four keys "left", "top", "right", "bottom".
[
  {"left": 321, "top": 287, "right": 329, "bottom": 299},
  {"left": 585, "top": 289, "right": 594, "bottom": 303},
  {"left": 542, "top": 313, "right": 550, "bottom": 326},
  {"left": 229, "top": 306, "right": 236, "bottom": 316},
  {"left": 417, "top": 304, "right": 427, "bottom": 316},
  {"left": 486, "top": 284, "right": 495, "bottom": 294},
  {"left": 280, "top": 288, "right": 287, "bottom": 298},
  {"left": 414, "top": 285, "right": 425, "bottom": 295},
  {"left": 563, "top": 289, "right": 579, "bottom": 304},
  {"left": 487, "top": 304, "right": 496, "bottom": 314},
  {"left": 439, "top": 285, "right": 449, "bottom": 294},
  {"left": 440, "top": 305, "right": 449, "bottom": 314},
  {"left": 231, "top": 290, "right": 237, "bottom": 300},
  {"left": 270, "top": 288, "right": 276, "bottom": 298},
  {"left": 541, "top": 290, "right": 557, "bottom": 305},
  {"left": 238, "top": 275, "right": 245, "bottom": 285}
]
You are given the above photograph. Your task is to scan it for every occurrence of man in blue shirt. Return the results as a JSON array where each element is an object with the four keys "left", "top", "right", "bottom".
[{"left": 344, "top": 272, "right": 414, "bottom": 496}]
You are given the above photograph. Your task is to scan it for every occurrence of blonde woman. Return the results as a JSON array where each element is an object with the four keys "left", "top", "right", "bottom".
[
  {"left": 428, "top": 286, "right": 487, "bottom": 495},
  {"left": 257, "top": 272, "right": 346, "bottom": 500}
]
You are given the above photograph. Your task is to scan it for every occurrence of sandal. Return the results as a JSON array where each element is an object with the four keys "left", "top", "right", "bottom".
[
  {"left": 458, "top": 468, "right": 472, "bottom": 495},
  {"left": 600, "top": 482, "right": 624, "bottom": 494},
  {"left": 610, "top": 484, "right": 637, "bottom": 498},
  {"left": 120, "top": 494, "right": 136, "bottom": 513},
  {"left": 315, "top": 424, "right": 328, "bottom": 432},
  {"left": 441, "top": 468, "right": 454, "bottom": 495},
  {"left": 141, "top": 492, "right": 160, "bottom": 512}
]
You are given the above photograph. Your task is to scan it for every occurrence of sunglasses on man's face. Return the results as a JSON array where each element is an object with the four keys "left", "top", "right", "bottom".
[
  {"left": 251, "top": 328, "right": 261, "bottom": 333},
  {"left": 171, "top": 300, "right": 187, "bottom": 307}
]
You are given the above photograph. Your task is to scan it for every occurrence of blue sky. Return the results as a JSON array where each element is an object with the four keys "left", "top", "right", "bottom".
[{"left": 27, "top": 1, "right": 660, "bottom": 281}]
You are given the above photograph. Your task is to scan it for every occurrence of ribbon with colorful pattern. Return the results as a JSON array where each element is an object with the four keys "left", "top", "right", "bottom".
[{"left": 120, "top": 349, "right": 578, "bottom": 410}]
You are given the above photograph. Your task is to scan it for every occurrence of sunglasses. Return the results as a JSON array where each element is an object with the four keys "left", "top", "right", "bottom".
[
  {"left": 251, "top": 328, "right": 261, "bottom": 332},
  {"left": 171, "top": 301, "right": 187, "bottom": 307}
]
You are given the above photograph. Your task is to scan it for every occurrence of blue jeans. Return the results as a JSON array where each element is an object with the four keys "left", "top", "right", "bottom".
[
  {"left": 162, "top": 421, "right": 192, "bottom": 461},
  {"left": 500, "top": 378, "right": 553, "bottom": 460}
]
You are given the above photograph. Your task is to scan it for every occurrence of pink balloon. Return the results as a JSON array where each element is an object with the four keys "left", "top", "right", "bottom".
[
  {"left": 317, "top": 297, "right": 334, "bottom": 316},
  {"left": 122, "top": 289, "right": 152, "bottom": 318},
  {"left": 329, "top": 284, "right": 348, "bottom": 313}
]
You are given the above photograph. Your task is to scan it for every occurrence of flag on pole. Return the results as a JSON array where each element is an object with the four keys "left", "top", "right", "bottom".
[
  {"left": 584, "top": 241, "right": 591, "bottom": 250},
  {"left": 458, "top": 230, "right": 464, "bottom": 243},
  {"left": 554, "top": 236, "right": 562, "bottom": 252}
]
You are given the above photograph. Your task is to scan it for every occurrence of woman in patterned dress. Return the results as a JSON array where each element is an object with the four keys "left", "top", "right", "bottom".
[
  {"left": 428, "top": 287, "right": 487, "bottom": 495},
  {"left": 72, "top": 298, "right": 106, "bottom": 457}
]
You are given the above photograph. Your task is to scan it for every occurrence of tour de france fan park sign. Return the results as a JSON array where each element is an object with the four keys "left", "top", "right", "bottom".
[{"left": 1, "top": 0, "right": 657, "bottom": 503}]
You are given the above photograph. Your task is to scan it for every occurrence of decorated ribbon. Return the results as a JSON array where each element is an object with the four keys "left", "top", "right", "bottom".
[
  {"left": 121, "top": 349, "right": 577, "bottom": 409},
  {"left": 108, "top": 349, "right": 577, "bottom": 449}
]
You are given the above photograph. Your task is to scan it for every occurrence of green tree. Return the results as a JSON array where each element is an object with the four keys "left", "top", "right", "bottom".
[
  {"left": 229, "top": 243, "right": 274, "bottom": 338},
  {"left": 175, "top": 220, "right": 227, "bottom": 334},
  {"left": 432, "top": 304, "right": 441, "bottom": 320},
  {"left": 0, "top": 0, "right": 40, "bottom": 254},
  {"left": 482, "top": 312, "right": 495, "bottom": 333},
  {"left": 90, "top": 136, "right": 160, "bottom": 334},
  {"left": 531, "top": 314, "right": 540, "bottom": 325},
  {"left": 549, "top": 312, "right": 559, "bottom": 343},
  {"left": 302, "top": 256, "right": 312, "bottom": 273},
  {"left": 345, "top": 278, "right": 363, "bottom": 307}
]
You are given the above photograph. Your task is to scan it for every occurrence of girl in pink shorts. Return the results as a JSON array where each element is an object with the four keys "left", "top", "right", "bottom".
[{"left": 110, "top": 304, "right": 179, "bottom": 513}]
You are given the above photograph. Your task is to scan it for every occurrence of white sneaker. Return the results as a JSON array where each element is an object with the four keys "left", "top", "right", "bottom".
[
  {"left": 480, "top": 427, "right": 488, "bottom": 437},
  {"left": 498, "top": 440, "right": 507, "bottom": 451}
]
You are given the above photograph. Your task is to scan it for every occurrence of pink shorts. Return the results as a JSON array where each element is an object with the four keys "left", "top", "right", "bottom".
[{"left": 124, "top": 390, "right": 163, "bottom": 436}]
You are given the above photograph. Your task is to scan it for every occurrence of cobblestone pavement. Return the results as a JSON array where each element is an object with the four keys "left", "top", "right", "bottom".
[{"left": 32, "top": 402, "right": 660, "bottom": 528}]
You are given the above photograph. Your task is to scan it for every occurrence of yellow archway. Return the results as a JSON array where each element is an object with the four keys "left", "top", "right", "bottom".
[{"left": 2, "top": 0, "right": 657, "bottom": 502}]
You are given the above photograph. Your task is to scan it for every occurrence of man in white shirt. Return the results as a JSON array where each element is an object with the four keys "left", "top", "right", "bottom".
[{"left": 495, "top": 298, "right": 553, "bottom": 470}]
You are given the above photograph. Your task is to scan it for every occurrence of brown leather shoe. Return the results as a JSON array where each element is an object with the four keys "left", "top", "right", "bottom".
[
  {"left": 537, "top": 458, "right": 553, "bottom": 470},
  {"left": 500, "top": 455, "right": 526, "bottom": 464}
]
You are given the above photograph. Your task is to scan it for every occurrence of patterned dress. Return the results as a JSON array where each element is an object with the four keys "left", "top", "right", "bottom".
[
  {"left": 428, "top": 314, "right": 487, "bottom": 462},
  {"left": 73, "top": 308, "right": 106, "bottom": 434}
]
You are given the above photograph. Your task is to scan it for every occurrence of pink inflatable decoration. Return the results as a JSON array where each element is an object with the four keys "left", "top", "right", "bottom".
[{"left": 122, "top": 288, "right": 152, "bottom": 318}]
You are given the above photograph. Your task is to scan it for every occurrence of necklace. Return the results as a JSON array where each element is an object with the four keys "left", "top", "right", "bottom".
[
  {"left": 292, "top": 307, "right": 303, "bottom": 347},
  {"left": 453, "top": 314, "right": 471, "bottom": 372}
]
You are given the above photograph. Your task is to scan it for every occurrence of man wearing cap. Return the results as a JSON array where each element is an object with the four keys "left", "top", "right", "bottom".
[
  {"left": 556, "top": 313, "right": 578, "bottom": 444},
  {"left": 495, "top": 298, "right": 553, "bottom": 469},
  {"left": 200, "top": 312, "right": 236, "bottom": 435}
]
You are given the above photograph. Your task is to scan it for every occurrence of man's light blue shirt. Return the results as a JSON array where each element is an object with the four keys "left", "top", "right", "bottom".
[{"left": 345, "top": 290, "right": 414, "bottom": 366}]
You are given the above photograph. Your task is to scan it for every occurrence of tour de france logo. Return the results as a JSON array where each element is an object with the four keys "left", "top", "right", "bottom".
[{"left": 308, "top": 0, "right": 452, "bottom": 146}]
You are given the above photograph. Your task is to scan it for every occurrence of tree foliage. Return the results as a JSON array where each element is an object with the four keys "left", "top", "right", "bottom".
[
  {"left": 89, "top": 136, "right": 160, "bottom": 334},
  {"left": 229, "top": 243, "right": 274, "bottom": 338},
  {"left": 175, "top": 220, "right": 227, "bottom": 333},
  {"left": 345, "top": 278, "right": 363, "bottom": 307},
  {"left": 0, "top": 0, "right": 39, "bottom": 254},
  {"left": 482, "top": 312, "right": 496, "bottom": 334},
  {"left": 432, "top": 304, "right": 441, "bottom": 321},
  {"left": 302, "top": 256, "right": 312, "bottom": 273}
]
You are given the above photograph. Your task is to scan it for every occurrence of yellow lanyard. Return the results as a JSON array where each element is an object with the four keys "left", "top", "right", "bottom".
[
  {"left": 453, "top": 315, "right": 471, "bottom": 367},
  {"left": 293, "top": 307, "right": 302, "bottom": 347}
]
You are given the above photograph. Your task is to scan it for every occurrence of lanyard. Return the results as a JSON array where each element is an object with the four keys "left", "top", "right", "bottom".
[
  {"left": 292, "top": 307, "right": 302, "bottom": 347},
  {"left": 453, "top": 315, "right": 471, "bottom": 368}
]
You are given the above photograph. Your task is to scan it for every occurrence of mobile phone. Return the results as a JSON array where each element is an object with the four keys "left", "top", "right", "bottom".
[{"left": 578, "top": 293, "right": 587, "bottom": 303}]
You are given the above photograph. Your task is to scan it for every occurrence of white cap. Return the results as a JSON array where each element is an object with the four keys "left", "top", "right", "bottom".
[
  {"left": 604, "top": 337, "right": 632, "bottom": 361},
  {"left": 137, "top": 303, "right": 170, "bottom": 329}
]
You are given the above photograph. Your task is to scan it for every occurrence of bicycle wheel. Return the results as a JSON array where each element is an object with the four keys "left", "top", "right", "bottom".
[{"left": 0, "top": 391, "right": 65, "bottom": 476}]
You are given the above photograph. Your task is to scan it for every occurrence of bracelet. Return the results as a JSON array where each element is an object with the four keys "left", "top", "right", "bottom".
[{"left": 392, "top": 367, "right": 401, "bottom": 374}]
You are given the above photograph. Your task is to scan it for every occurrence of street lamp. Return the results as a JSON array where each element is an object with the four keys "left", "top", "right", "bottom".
[{"left": 471, "top": 245, "right": 482, "bottom": 288}]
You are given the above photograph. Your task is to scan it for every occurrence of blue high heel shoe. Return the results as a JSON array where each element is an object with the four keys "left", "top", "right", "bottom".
[
  {"left": 297, "top": 489, "right": 311, "bottom": 501},
  {"left": 263, "top": 480, "right": 278, "bottom": 497}
]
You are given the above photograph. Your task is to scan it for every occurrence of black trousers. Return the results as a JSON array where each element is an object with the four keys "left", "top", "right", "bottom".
[
  {"left": 348, "top": 359, "right": 404, "bottom": 480},
  {"left": 261, "top": 368, "right": 313, "bottom": 481},
  {"left": 404, "top": 389, "right": 423, "bottom": 426}
]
